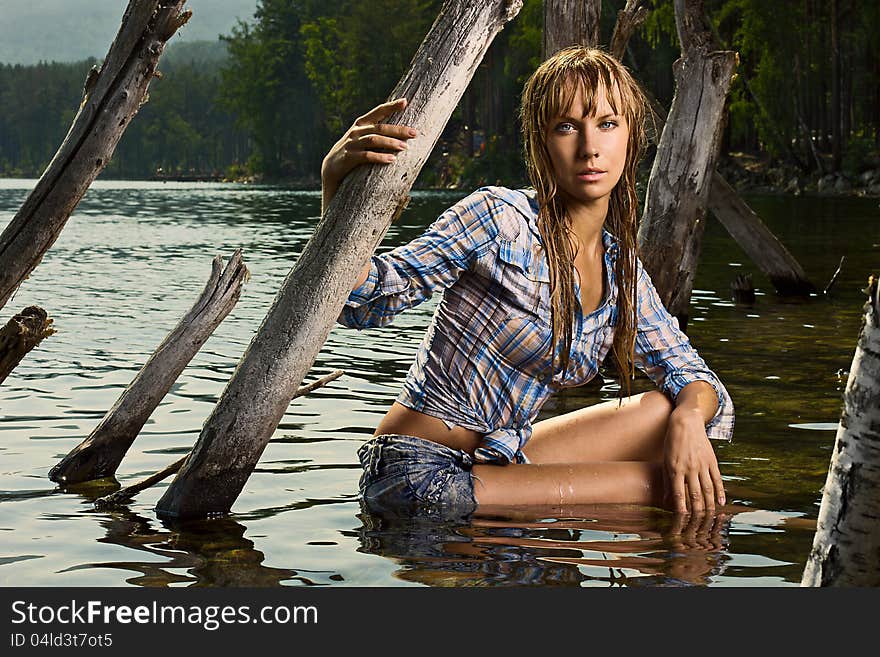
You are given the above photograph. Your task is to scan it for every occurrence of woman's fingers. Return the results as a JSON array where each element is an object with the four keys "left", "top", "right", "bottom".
[
  {"left": 350, "top": 123, "right": 417, "bottom": 142},
  {"left": 669, "top": 473, "right": 688, "bottom": 514},
  {"left": 347, "top": 132, "right": 410, "bottom": 155},
  {"left": 687, "top": 473, "right": 704, "bottom": 514},
  {"left": 355, "top": 97, "right": 408, "bottom": 126},
  {"left": 710, "top": 460, "right": 726, "bottom": 506},
  {"left": 698, "top": 469, "right": 716, "bottom": 514}
]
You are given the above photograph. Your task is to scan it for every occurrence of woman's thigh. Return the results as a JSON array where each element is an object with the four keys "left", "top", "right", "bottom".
[
  {"left": 523, "top": 391, "right": 673, "bottom": 465},
  {"left": 472, "top": 461, "right": 665, "bottom": 507}
]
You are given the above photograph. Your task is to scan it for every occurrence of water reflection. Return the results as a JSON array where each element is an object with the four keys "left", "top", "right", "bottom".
[
  {"left": 64, "top": 509, "right": 309, "bottom": 587},
  {"left": 357, "top": 504, "right": 731, "bottom": 587},
  {"left": 1, "top": 182, "right": 875, "bottom": 587}
]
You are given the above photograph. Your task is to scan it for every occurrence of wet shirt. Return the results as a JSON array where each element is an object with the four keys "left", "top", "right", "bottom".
[{"left": 338, "top": 186, "right": 734, "bottom": 464}]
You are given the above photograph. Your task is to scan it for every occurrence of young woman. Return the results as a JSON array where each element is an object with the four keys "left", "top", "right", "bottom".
[{"left": 325, "top": 47, "right": 734, "bottom": 519}]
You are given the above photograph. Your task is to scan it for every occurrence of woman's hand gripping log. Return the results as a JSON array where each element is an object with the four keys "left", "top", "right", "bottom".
[{"left": 321, "top": 97, "right": 419, "bottom": 214}]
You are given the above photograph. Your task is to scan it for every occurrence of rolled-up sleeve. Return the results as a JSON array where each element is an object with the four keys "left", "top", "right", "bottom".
[
  {"left": 633, "top": 260, "right": 735, "bottom": 441},
  {"left": 337, "top": 190, "right": 500, "bottom": 329}
]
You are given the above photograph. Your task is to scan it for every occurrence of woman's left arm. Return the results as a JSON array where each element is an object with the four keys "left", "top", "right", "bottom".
[
  {"left": 664, "top": 380, "right": 725, "bottom": 514},
  {"left": 631, "top": 259, "right": 735, "bottom": 514}
]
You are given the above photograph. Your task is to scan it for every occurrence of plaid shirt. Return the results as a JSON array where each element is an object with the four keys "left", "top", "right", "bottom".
[{"left": 339, "top": 186, "right": 734, "bottom": 464}]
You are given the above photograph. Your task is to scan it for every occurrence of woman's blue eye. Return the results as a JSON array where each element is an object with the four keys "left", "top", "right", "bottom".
[
  {"left": 556, "top": 122, "right": 576, "bottom": 132},
  {"left": 599, "top": 120, "right": 618, "bottom": 129}
]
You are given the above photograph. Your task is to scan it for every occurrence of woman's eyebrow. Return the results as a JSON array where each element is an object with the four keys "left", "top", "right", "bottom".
[{"left": 552, "top": 110, "right": 620, "bottom": 121}]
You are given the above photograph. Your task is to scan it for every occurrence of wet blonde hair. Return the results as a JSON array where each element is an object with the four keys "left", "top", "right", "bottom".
[{"left": 520, "top": 47, "right": 648, "bottom": 394}]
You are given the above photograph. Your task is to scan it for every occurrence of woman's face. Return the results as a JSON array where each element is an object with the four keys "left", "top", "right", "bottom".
[{"left": 544, "top": 81, "right": 629, "bottom": 212}]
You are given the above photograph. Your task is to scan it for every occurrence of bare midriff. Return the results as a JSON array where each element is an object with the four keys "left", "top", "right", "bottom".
[{"left": 373, "top": 401, "right": 483, "bottom": 456}]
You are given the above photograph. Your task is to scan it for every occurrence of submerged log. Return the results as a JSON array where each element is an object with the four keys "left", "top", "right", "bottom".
[
  {"left": 637, "top": 0, "right": 738, "bottom": 328},
  {"left": 0, "top": 0, "right": 190, "bottom": 311},
  {"left": 802, "top": 276, "right": 880, "bottom": 586},
  {"left": 542, "top": 0, "right": 601, "bottom": 57},
  {"left": 617, "top": 3, "right": 814, "bottom": 299},
  {"left": 155, "top": 0, "right": 524, "bottom": 520},
  {"left": 93, "top": 370, "right": 343, "bottom": 508},
  {"left": 707, "top": 173, "right": 815, "bottom": 296},
  {"left": 48, "top": 251, "right": 248, "bottom": 485},
  {"left": 0, "top": 306, "right": 55, "bottom": 385}
]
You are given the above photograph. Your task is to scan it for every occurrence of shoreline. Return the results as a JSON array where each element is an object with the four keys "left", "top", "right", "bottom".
[{"left": 3, "top": 153, "right": 880, "bottom": 199}]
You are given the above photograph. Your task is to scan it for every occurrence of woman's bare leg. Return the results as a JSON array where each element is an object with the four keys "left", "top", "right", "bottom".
[
  {"left": 470, "top": 391, "right": 673, "bottom": 508},
  {"left": 472, "top": 461, "right": 664, "bottom": 507},
  {"left": 524, "top": 391, "right": 673, "bottom": 464}
]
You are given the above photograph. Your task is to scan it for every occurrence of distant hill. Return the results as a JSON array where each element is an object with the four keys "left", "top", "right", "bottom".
[
  {"left": 0, "top": 0, "right": 257, "bottom": 65},
  {"left": 162, "top": 40, "right": 230, "bottom": 68}
]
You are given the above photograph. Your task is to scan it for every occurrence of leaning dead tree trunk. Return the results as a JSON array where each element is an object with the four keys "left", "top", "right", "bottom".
[
  {"left": 802, "top": 276, "right": 880, "bottom": 587},
  {"left": 94, "top": 370, "right": 343, "bottom": 509},
  {"left": 636, "top": 0, "right": 737, "bottom": 328},
  {"left": 613, "top": 4, "right": 813, "bottom": 298},
  {"left": 48, "top": 251, "right": 248, "bottom": 485},
  {"left": 0, "top": 0, "right": 189, "bottom": 311},
  {"left": 155, "top": 0, "right": 524, "bottom": 520},
  {"left": 707, "top": 174, "right": 814, "bottom": 295},
  {"left": 0, "top": 307, "right": 55, "bottom": 385},
  {"left": 542, "top": 0, "right": 601, "bottom": 57}
]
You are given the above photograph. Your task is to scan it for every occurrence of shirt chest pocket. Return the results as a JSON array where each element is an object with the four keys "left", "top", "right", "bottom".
[{"left": 496, "top": 239, "right": 551, "bottom": 319}]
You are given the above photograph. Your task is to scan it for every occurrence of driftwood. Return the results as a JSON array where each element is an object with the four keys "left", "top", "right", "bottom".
[
  {"left": 154, "top": 0, "right": 524, "bottom": 520},
  {"left": 542, "top": 0, "right": 601, "bottom": 57},
  {"left": 0, "top": 306, "right": 55, "bottom": 385},
  {"left": 93, "top": 370, "right": 344, "bottom": 508},
  {"left": 823, "top": 256, "right": 846, "bottom": 296},
  {"left": 730, "top": 273, "right": 755, "bottom": 305},
  {"left": 802, "top": 276, "right": 880, "bottom": 586},
  {"left": 707, "top": 173, "right": 815, "bottom": 295},
  {"left": 610, "top": 1, "right": 649, "bottom": 61},
  {"left": 48, "top": 251, "right": 248, "bottom": 485},
  {"left": 94, "top": 456, "right": 187, "bottom": 509},
  {"left": 615, "top": 3, "right": 814, "bottom": 299},
  {"left": 637, "top": 0, "right": 738, "bottom": 328},
  {"left": 0, "top": 0, "right": 190, "bottom": 311}
]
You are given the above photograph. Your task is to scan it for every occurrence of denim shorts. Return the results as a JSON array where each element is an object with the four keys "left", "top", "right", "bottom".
[{"left": 357, "top": 434, "right": 478, "bottom": 519}]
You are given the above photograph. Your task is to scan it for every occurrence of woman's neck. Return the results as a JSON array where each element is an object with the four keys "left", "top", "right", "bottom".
[{"left": 565, "top": 195, "right": 608, "bottom": 257}]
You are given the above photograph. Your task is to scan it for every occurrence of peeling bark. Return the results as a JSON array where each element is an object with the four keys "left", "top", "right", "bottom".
[
  {"left": 48, "top": 251, "right": 248, "bottom": 485},
  {"left": 802, "top": 276, "right": 880, "bottom": 586},
  {"left": 155, "top": 0, "right": 523, "bottom": 520},
  {"left": 0, "top": 306, "right": 55, "bottom": 385},
  {"left": 637, "top": 0, "right": 737, "bottom": 328}
]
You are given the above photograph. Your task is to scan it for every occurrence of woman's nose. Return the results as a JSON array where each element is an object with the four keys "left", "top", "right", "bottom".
[{"left": 578, "top": 130, "right": 598, "bottom": 159}]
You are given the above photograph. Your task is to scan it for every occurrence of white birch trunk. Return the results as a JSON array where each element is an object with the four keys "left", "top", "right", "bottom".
[{"left": 802, "top": 276, "right": 880, "bottom": 586}]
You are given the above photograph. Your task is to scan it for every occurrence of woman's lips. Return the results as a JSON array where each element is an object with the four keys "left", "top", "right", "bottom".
[{"left": 577, "top": 170, "right": 606, "bottom": 182}]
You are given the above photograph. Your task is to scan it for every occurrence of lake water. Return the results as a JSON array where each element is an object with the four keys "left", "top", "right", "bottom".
[{"left": 1, "top": 179, "right": 877, "bottom": 587}]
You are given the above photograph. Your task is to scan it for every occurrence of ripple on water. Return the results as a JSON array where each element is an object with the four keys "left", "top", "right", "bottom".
[{"left": 1, "top": 186, "right": 876, "bottom": 587}]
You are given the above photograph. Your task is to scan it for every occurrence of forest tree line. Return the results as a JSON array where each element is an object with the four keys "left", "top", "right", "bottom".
[{"left": 0, "top": 0, "right": 877, "bottom": 189}]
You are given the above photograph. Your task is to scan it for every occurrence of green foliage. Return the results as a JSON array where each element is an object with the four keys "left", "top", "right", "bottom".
[
  {"left": 2, "top": 1, "right": 877, "bottom": 182},
  {"left": 641, "top": 0, "right": 677, "bottom": 48}
]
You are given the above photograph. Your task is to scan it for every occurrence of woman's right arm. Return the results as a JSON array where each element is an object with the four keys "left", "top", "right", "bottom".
[
  {"left": 321, "top": 97, "right": 418, "bottom": 292},
  {"left": 338, "top": 190, "right": 502, "bottom": 329}
]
